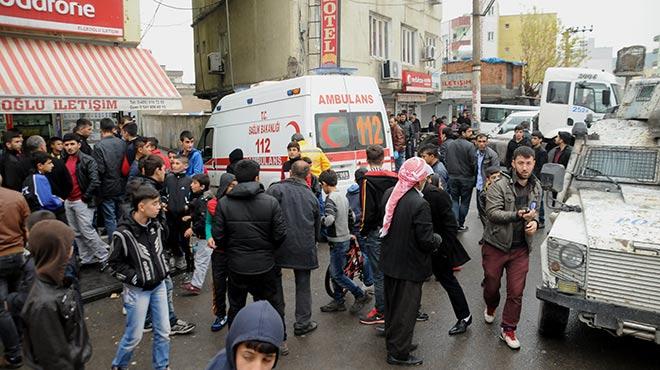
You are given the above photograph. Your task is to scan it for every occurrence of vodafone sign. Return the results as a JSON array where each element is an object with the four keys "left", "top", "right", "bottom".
[
  {"left": 402, "top": 70, "right": 434, "bottom": 93},
  {"left": 0, "top": 0, "right": 124, "bottom": 37}
]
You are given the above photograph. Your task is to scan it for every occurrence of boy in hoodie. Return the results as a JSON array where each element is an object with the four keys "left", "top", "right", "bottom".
[
  {"left": 110, "top": 185, "right": 171, "bottom": 370},
  {"left": 206, "top": 173, "right": 237, "bottom": 332},
  {"left": 319, "top": 170, "right": 371, "bottom": 314},
  {"left": 206, "top": 300, "right": 284, "bottom": 370},
  {"left": 21, "top": 151, "right": 64, "bottom": 216},
  {"left": 21, "top": 220, "right": 92, "bottom": 370},
  {"left": 164, "top": 155, "right": 193, "bottom": 272},
  {"left": 181, "top": 174, "right": 214, "bottom": 295}
]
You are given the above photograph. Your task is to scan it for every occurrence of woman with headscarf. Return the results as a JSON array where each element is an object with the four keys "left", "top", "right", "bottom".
[
  {"left": 21, "top": 220, "right": 92, "bottom": 370},
  {"left": 379, "top": 157, "right": 442, "bottom": 367}
]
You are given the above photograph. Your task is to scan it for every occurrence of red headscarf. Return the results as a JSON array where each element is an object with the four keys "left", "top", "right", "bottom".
[{"left": 380, "top": 157, "right": 429, "bottom": 237}]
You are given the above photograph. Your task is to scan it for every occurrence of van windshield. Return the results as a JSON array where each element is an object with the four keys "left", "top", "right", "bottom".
[
  {"left": 315, "top": 112, "right": 385, "bottom": 152},
  {"left": 573, "top": 82, "right": 612, "bottom": 113}
]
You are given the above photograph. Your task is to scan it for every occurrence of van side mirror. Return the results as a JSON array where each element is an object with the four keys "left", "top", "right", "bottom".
[
  {"left": 540, "top": 163, "right": 565, "bottom": 193},
  {"left": 602, "top": 90, "right": 611, "bottom": 106}
]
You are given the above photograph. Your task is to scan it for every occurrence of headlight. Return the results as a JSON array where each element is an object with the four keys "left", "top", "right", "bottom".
[
  {"left": 560, "top": 244, "right": 585, "bottom": 268},
  {"left": 546, "top": 237, "right": 587, "bottom": 288}
]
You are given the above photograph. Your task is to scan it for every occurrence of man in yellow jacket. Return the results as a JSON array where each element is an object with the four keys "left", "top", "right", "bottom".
[{"left": 291, "top": 133, "right": 331, "bottom": 177}]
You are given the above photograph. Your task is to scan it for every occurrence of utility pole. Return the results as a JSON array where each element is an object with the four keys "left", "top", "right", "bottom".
[{"left": 471, "top": 0, "right": 481, "bottom": 131}]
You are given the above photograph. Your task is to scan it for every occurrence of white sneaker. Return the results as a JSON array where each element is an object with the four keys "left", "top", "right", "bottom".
[
  {"left": 500, "top": 328, "right": 521, "bottom": 350},
  {"left": 484, "top": 308, "right": 495, "bottom": 324}
]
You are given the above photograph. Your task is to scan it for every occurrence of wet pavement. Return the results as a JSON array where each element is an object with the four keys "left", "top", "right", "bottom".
[{"left": 81, "top": 201, "right": 659, "bottom": 370}]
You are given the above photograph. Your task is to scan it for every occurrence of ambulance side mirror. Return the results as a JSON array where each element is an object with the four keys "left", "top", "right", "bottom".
[{"left": 540, "top": 163, "right": 565, "bottom": 193}]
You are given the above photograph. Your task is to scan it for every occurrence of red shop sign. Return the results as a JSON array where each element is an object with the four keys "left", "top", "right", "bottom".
[
  {"left": 402, "top": 70, "right": 433, "bottom": 93},
  {"left": 320, "top": 0, "right": 340, "bottom": 68},
  {"left": 0, "top": 0, "right": 124, "bottom": 37}
]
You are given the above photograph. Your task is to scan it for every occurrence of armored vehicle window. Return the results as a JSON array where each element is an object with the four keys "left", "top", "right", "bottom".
[
  {"left": 635, "top": 84, "right": 657, "bottom": 102},
  {"left": 580, "top": 148, "right": 658, "bottom": 183}
]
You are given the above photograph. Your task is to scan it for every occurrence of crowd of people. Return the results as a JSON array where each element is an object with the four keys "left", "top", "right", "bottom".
[{"left": 0, "top": 109, "right": 575, "bottom": 369}]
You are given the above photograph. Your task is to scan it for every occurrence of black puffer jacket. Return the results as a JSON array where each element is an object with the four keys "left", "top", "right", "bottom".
[
  {"left": 212, "top": 181, "right": 286, "bottom": 275},
  {"left": 109, "top": 215, "right": 170, "bottom": 290},
  {"left": 21, "top": 278, "right": 92, "bottom": 370},
  {"left": 92, "top": 135, "right": 127, "bottom": 198},
  {"left": 0, "top": 150, "right": 25, "bottom": 191},
  {"left": 359, "top": 170, "right": 398, "bottom": 236},
  {"left": 190, "top": 190, "right": 212, "bottom": 239},
  {"left": 63, "top": 152, "right": 100, "bottom": 204}
]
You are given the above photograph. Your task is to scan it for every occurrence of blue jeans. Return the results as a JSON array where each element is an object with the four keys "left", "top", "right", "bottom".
[
  {"left": 146, "top": 276, "right": 177, "bottom": 326},
  {"left": 356, "top": 235, "right": 373, "bottom": 286},
  {"left": 100, "top": 196, "right": 123, "bottom": 237},
  {"left": 448, "top": 177, "right": 474, "bottom": 227},
  {"left": 112, "top": 281, "right": 170, "bottom": 370},
  {"left": 362, "top": 230, "right": 384, "bottom": 313},
  {"left": 394, "top": 151, "right": 405, "bottom": 172},
  {"left": 329, "top": 241, "right": 364, "bottom": 303}
]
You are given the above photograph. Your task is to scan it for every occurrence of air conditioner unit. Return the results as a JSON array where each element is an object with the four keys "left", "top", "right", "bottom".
[
  {"left": 207, "top": 52, "right": 225, "bottom": 75},
  {"left": 423, "top": 45, "right": 437, "bottom": 61},
  {"left": 382, "top": 60, "right": 401, "bottom": 80}
]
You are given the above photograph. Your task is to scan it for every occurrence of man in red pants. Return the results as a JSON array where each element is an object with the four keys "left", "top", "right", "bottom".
[{"left": 481, "top": 146, "right": 541, "bottom": 350}]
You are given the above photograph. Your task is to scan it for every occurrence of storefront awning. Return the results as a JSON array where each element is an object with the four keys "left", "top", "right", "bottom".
[{"left": 0, "top": 36, "right": 182, "bottom": 113}]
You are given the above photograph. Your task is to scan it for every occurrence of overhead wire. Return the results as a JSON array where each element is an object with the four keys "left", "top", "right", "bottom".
[
  {"left": 152, "top": 0, "right": 221, "bottom": 11},
  {"left": 140, "top": 1, "right": 162, "bottom": 42}
]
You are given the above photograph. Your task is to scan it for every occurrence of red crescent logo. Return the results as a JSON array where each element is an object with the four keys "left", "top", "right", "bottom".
[
  {"left": 321, "top": 117, "right": 341, "bottom": 148},
  {"left": 286, "top": 121, "right": 301, "bottom": 133}
]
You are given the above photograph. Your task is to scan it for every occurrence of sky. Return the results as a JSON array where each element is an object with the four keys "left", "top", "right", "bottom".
[{"left": 139, "top": 0, "right": 659, "bottom": 83}]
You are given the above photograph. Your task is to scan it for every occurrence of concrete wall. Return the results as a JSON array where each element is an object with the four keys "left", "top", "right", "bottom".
[{"left": 138, "top": 114, "right": 211, "bottom": 150}]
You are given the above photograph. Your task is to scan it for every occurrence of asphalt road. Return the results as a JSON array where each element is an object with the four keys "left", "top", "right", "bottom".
[{"left": 82, "top": 199, "right": 659, "bottom": 370}]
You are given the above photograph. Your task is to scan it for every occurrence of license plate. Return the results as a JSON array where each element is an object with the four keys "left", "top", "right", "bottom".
[
  {"left": 336, "top": 170, "right": 350, "bottom": 181},
  {"left": 557, "top": 280, "right": 579, "bottom": 294}
]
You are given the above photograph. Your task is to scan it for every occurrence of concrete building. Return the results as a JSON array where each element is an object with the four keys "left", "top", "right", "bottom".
[
  {"left": 191, "top": 0, "right": 443, "bottom": 124},
  {"left": 498, "top": 12, "right": 558, "bottom": 62},
  {"left": 580, "top": 38, "right": 614, "bottom": 72},
  {"left": 440, "top": 1, "right": 499, "bottom": 62}
]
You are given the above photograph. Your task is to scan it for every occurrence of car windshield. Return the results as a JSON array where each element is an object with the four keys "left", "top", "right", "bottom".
[
  {"left": 498, "top": 115, "right": 531, "bottom": 133},
  {"left": 579, "top": 147, "right": 659, "bottom": 183}
]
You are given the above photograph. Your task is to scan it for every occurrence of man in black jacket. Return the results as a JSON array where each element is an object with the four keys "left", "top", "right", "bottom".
[
  {"left": 444, "top": 124, "right": 477, "bottom": 231},
  {"left": 547, "top": 131, "right": 573, "bottom": 168},
  {"left": 93, "top": 118, "right": 127, "bottom": 237},
  {"left": 212, "top": 159, "right": 287, "bottom": 336},
  {"left": 358, "top": 145, "right": 398, "bottom": 326},
  {"left": 62, "top": 133, "right": 109, "bottom": 268},
  {"left": 423, "top": 174, "right": 472, "bottom": 336},
  {"left": 505, "top": 125, "right": 532, "bottom": 169},
  {"left": 0, "top": 130, "right": 24, "bottom": 191},
  {"left": 74, "top": 118, "right": 93, "bottom": 156},
  {"left": 380, "top": 158, "right": 442, "bottom": 366}
]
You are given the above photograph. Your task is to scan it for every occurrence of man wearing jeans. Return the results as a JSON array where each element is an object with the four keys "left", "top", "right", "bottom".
[
  {"left": 445, "top": 124, "right": 477, "bottom": 231},
  {"left": 358, "top": 145, "right": 398, "bottom": 325},
  {"left": 110, "top": 185, "right": 171, "bottom": 370},
  {"left": 62, "top": 133, "right": 109, "bottom": 269},
  {"left": 482, "top": 146, "right": 541, "bottom": 350},
  {"left": 93, "top": 118, "right": 127, "bottom": 237},
  {"left": 0, "top": 176, "right": 30, "bottom": 368}
]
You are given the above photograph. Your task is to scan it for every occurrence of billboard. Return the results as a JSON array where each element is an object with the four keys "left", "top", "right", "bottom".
[{"left": 0, "top": 0, "right": 124, "bottom": 37}]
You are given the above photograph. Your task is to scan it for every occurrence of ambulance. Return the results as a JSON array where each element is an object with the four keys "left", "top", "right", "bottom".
[{"left": 198, "top": 75, "right": 394, "bottom": 191}]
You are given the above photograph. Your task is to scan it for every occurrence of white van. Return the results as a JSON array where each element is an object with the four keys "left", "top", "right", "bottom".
[
  {"left": 198, "top": 75, "right": 394, "bottom": 190},
  {"left": 480, "top": 104, "right": 540, "bottom": 133},
  {"left": 539, "top": 67, "right": 621, "bottom": 139}
]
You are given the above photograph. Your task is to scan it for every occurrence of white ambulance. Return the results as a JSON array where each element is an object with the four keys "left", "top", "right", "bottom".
[{"left": 197, "top": 75, "right": 394, "bottom": 191}]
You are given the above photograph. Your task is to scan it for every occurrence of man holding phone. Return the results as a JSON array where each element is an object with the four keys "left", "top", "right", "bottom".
[{"left": 481, "top": 146, "right": 541, "bottom": 350}]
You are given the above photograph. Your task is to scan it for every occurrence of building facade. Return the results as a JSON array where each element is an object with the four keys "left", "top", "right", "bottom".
[
  {"left": 498, "top": 12, "right": 557, "bottom": 62},
  {"left": 191, "top": 0, "right": 443, "bottom": 124},
  {"left": 440, "top": 1, "right": 499, "bottom": 63},
  {"left": 579, "top": 38, "right": 614, "bottom": 72}
]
